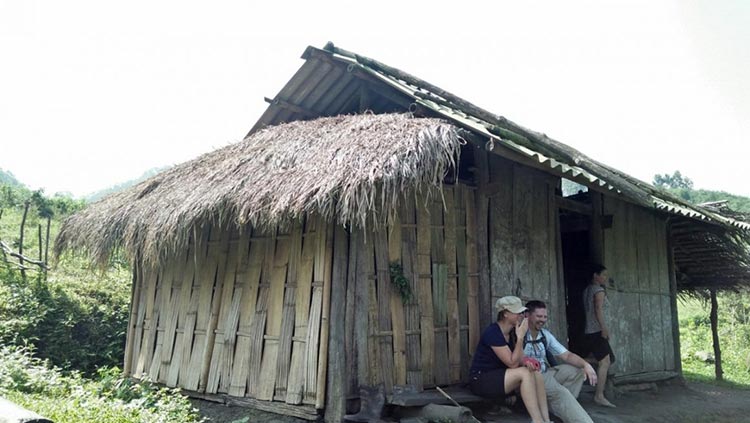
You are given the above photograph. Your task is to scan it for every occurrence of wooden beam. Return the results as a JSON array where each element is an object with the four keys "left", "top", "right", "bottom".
[
  {"left": 264, "top": 97, "right": 319, "bottom": 119},
  {"left": 325, "top": 226, "right": 348, "bottom": 422},
  {"left": 556, "top": 195, "right": 593, "bottom": 215}
]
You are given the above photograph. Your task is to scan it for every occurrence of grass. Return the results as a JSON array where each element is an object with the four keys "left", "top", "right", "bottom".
[
  {"left": 678, "top": 296, "right": 750, "bottom": 387},
  {"left": 0, "top": 346, "right": 204, "bottom": 423}
]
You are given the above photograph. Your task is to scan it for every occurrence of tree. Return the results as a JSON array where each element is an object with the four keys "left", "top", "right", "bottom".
[{"left": 653, "top": 170, "right": 694, "bottom": 190}]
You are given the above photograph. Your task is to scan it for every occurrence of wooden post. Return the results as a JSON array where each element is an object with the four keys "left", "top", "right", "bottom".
[
  {"left": 325, "top": 226, "right": 349, "bottom": 422},
  {"left": 44, "top": 216, "right": 51, "bottom": 271},
  {"left": 473, "top": 148, "right": 491, "bottom": 323},
  {"left": 709, "top": 288, "right": 723, "bottom": 381},
  {"left": 666, "top": 223, "right": 682, "bottom": 374},
  {"left": 37, "top": 224, "right": 42, "bottom": 263},
  {"left": 19, "top": 200, "right": 29, "bottom": 280},
  {"left": 123, "top": 262, "right": 141, "bottom": 376},
  {"left": 316, "top": 223, "right": 334, "bottom": 408}
]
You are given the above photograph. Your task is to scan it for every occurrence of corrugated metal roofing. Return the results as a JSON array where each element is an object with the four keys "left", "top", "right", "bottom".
[{"left": 250, "top": 43, "right": 749, "bottom": 236}]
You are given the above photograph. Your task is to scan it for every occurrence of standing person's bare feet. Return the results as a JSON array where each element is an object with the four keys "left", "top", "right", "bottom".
[{"left": 594, "top": 395, "right": 616, "bottom": 408}]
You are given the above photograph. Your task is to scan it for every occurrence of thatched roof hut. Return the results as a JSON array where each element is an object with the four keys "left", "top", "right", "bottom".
[{"left": 57, "top": 43, "right": 750, "bottom": 421}]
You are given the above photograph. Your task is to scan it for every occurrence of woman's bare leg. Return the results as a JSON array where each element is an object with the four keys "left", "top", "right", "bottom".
[
  {"left": 505, "top": 367, "right": 545, "bottom": 423},
  {"left": 533, "top": 370, "right": 550, "bottom": 421},
  {"left": 594, "top": 355, "right": 616, "bottom": 407}
]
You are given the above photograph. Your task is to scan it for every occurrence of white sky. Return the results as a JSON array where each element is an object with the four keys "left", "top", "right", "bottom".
[{"left": 1, "top": 1, "right": 749, "bottom": 198}]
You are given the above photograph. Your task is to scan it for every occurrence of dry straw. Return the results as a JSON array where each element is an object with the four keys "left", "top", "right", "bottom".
[{"left": 56, "top": 113, "right": 463, "bottom": 267}]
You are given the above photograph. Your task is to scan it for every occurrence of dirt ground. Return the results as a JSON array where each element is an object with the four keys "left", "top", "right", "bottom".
[{"left": 194, "top": 378, "right": 750, "bottom": 423}]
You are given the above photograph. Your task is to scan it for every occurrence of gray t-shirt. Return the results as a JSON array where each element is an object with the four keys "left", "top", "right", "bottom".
[{"left": 583, "top": 284, "right": 606, "bottom": 334}]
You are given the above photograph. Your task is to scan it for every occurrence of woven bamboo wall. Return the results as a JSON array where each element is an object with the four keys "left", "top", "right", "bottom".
[
  {"left": 125, "top": 183, "right": 483, "bottom": 407},
  {"left": 126, "top": 216, "right": 333, "bottom": 408},
  {"left": 344, "top": 184, "right": 481, "bottom": 396}
]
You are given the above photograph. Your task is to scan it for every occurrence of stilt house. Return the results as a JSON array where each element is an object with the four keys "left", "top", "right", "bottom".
[{"left": 56, "top": 43, "right": 750, "bottom": 421}]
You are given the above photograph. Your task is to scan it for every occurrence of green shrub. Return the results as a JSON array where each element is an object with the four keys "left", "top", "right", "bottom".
[
  {"left": 0, "top": 346, "right": 204, "bottom": 423},
  {"left": 0, "top": 255, "right": 131, "bottom": 373}
]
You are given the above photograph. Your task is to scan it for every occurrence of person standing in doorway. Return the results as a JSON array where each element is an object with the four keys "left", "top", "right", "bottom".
[{"left": 581, "top": 264, "right": 616, "bottom": 407}]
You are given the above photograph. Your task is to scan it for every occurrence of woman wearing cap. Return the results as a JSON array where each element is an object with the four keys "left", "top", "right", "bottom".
[
  {"left": 469, "top": 295, "right": 551, "bottom": 423},
  {"left": 581, "top": 264, "right": 616, "bottom": 407}
]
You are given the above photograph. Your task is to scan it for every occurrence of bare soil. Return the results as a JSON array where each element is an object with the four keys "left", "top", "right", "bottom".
[{"left": 194, "top": 379, "right": 750, "bottom": 423}]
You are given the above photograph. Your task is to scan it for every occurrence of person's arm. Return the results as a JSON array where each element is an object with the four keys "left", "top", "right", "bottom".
[
  {"left": 491, "top": 318, "right": 528, "bottom": 368},
  {"left": 557, "top": 351, "right": 598, "bottom": 385},
  {"left": 594, "top": 290, "right": 609, "bottom": 339},
  {"left": 491, "top": 340, "right": 525, "bottom": 368}
]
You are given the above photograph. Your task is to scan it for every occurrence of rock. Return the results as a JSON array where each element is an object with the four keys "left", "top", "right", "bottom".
[{"left": 694, "top": 351, "right": 715, "bottom": 363}]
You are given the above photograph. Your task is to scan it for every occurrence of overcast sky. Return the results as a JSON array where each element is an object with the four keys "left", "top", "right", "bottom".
[{"left": 1, "top": 1, "right": 749, "bottom": 198}]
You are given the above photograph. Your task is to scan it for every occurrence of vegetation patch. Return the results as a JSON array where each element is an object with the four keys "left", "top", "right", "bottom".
[{"left": 0, "top": 346, "right": 204, "bottom": 423}]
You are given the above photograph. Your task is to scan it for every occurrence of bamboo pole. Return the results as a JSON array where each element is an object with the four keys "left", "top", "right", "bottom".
[
  {"left": 44, "top": 216, "right": 51, "bottom": 272},
  {"left": 37, "top": 224, "right": 42, "bottom": 263},
  {"left": 316, "top": 223, "right": 334, "bottom": 409},
  {"left": 19, "top": 200, "right": 29, "bottom": 280}
]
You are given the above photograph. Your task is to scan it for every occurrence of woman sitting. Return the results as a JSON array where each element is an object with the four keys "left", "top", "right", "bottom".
[{"left": 469, "top": 295, "right": 551, "bottom": 423}]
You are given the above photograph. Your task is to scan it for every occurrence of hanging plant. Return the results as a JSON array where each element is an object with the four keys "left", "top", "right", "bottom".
[{"left": 389, "top": 262, "right": 412, "bottom": 305}]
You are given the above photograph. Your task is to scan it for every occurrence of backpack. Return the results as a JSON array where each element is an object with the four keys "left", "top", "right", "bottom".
[{"left": 523, "top": 330, "right": 559, "bottom": 368}]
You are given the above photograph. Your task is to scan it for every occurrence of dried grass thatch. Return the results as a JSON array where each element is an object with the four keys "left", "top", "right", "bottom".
[{"left": 56, "top": 113, "right": 462, "bottom": 267}]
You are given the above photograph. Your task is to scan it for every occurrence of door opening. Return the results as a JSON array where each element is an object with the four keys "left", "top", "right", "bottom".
[{"left": 560, "top": 208, "right": 592, "bottom": 353}]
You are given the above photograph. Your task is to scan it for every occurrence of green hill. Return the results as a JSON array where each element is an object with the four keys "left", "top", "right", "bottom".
[
  {"left": 0, "top": 168, "right": 24, "bottom": 188},
  {"left": 85, "top": 166, "right": 169, "bottom": 202}
]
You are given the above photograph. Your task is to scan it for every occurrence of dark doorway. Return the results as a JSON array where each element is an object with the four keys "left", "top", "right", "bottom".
[{"left": 560, "top": 211, "right": 591, "bottom": 352}]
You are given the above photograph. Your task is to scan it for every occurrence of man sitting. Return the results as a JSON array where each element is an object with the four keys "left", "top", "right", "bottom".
[{"left": 523, "top": 300, "right": 597, "bottom": 423}]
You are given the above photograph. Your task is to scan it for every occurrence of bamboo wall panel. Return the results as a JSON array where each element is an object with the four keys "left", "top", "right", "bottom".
[
  {"left": 228, "top": 230, "right": 263, "bottom": 397},
  {"left": 416, "top": 204, "right": 435, "bottom": 386},
  {"left": 465, "top": 189, "right": 480, "bottom": 368},
  {"left": 126, "top": 218, "right": 329, "bottom": 409},
  {"left": 165, "top": 246, "right": 196, "bottom": 387},
  {"left": 430, "top": 198, "right": 449, "bottom": 386},
  {"left": 286, "top": 219, "right": 317, "bottom": 404},
  {"left": 388, "top": 213, "right": 407, "bottom": 387},
  {"left": 400, "top": 200, "right": 423, "bottom": 389},
  {"left": 455, "top": 187, "right": 471, "bottom": 380},
  {"left": 206, "top": 231, "right": 243, "bottom": 394},
  {"left": 126, "top": 186, "right": 483, "bottom": 408},
  {"left": 374, "top": 231, "right": 395, "bottom": 393},
  {"left": 444, "top": 187, "right": 461, "bottom": 382},
  {"left": 274, "top": 223, "right": 301, "bottom": 401},
  {"left": 603, "top": 197, "right": 673, "bottom": 376}
]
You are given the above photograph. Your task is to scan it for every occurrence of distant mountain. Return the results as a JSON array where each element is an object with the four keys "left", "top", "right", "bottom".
[
  {"left": 86, "top": 167, "right": 170, "bottom": 202},
  {"left": 0, "top": 168, "right": 24, "bottom": 188}
]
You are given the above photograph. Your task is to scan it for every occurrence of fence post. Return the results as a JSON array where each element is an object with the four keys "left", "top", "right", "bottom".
[{"left": 19, "top": 200, "right": 30, "bottom": 280}]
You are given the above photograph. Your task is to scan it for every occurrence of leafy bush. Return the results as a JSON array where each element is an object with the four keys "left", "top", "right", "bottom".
[
  {"left": 0, "top": 269, "right": 45, "bottom": 345},
  {"left": 679, "top": 295, "right": 750, "bottom": 386},
  {"left": 0, "top": 256, "right": 131, "bottom": 373},
  {"left": 0, "top": 346, "right": 204, "bottom": 423}
]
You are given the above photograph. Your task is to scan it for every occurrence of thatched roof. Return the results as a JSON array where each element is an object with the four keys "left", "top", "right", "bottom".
[{"left": 56, "top": 113, "right": 462, "bottom": 266}]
